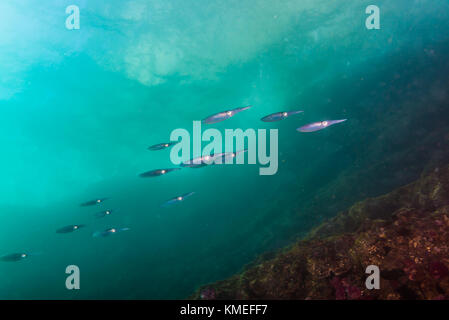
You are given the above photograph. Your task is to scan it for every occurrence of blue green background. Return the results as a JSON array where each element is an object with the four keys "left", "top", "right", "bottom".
[{"left": 1, "top": 0, "right": 449, "bottom": 299}]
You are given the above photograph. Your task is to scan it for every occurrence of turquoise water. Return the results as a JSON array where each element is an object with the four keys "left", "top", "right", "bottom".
[{"left": 1, "top": 0, "right": 449, "bottom": 299}]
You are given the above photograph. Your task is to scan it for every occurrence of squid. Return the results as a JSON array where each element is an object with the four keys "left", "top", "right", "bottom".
[
  {"left": 297, "top": 119, "right": 347, "bottom": 132},
  {"left": 181, "top": 155, "right": 216, "bottom": 168},
  {"left": 92, "top": 227, "right": 130, "bottom": 238},
  {"left": 202, "top": 106, "right": 252, "bottom": 124},
  {"left": 80, "top": 198, "right": 108, "bottom": 207},
  {"left": 139, "top": 168, "right": 181, "bottom": 177},
  {"left": 161, "top": 192, "right": 195, "bottom": 207},
  {"left": 261, "top": 110, "right": 303, "bottom": 122},
  {"left": 1, "top": 253, "right": 30, "bottom": 262},
  {"left": 56, "top": 224, "right": 85, "bottom": 234},
  {"left": 96, "top": 209, "right": 114, "bottom": 218},
  {"left": 148, "top": 142, "right": 178, "bottom": 151}
]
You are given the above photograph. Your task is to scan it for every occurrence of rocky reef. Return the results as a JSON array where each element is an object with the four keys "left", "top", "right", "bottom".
[{"left": 191, "top": 165, "right": 449, "bottom": 300}]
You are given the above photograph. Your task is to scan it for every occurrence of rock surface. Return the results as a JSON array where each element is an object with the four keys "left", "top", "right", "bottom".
[{"left": 191, "top": 165, "right": 449, "bottom": 300}]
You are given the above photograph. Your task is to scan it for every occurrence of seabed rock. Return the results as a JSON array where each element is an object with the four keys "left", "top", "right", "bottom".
[{"left": 191, "top": 165, "right": 449, "bottom": 300}]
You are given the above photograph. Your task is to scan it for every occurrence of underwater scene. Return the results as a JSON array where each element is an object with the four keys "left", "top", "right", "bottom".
[{"left": 1, "top": 0, "right": 449, "bottom": 300}]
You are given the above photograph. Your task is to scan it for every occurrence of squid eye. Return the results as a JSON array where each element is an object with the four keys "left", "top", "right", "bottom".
[
  {"left": 96, "top": 199, "right": 101, "bottom": 203},
  {"left": 177, "top": 197, "right": 183, "bottom": 201},
  {"left": 322, "top": 121, "right": 328, "bottom": 126},
  {"left": 283, "top": 112, "right": 288, "bottom": 116},
  {"left": 21, "top": 254, "right": 27, "bottom": 258},
  {"left": 74, "top": 226, "right": 78, "bottom": 230},
  {"left": 110, "top": 229, "right": 116, "bottom": 233},
  {"left": 161, "top": 170, "right": 166, "bottom": 174},
  {"left": 227, "top": 111, "right": 232, "bottom": 116},
  {"left": 165, "top": 144, "right": 169, "bottom": 147}
]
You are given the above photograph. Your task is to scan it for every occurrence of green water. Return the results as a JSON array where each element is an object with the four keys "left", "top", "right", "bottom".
[{"left": 1, "top": 0, "right": 449, "bottom": 299}]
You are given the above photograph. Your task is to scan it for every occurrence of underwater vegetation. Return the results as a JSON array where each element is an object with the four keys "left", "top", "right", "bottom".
[{"left": 192, "top": 164, "right": 449, "bottom": 300}]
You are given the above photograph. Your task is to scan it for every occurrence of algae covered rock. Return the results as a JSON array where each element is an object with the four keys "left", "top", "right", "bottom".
[{"left": 191, "top": 165, "right": 449, "bottom": 300}]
